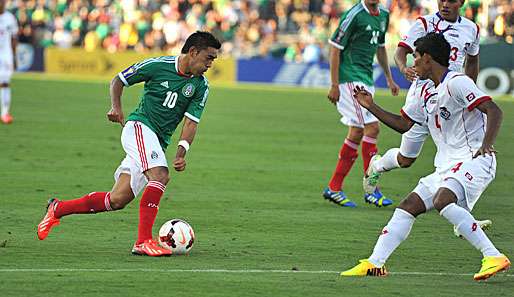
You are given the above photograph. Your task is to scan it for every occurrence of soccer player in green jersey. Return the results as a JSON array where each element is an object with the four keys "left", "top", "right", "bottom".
[
  {"left": 37, "top": 31, "right": 221, "bottom": 256},
  {"left": 322, "top": 0, "right": 399, "bottom": 208}
]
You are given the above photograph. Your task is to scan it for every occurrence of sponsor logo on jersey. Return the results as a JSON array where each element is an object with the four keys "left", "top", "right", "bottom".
[
  {"left": 182, "top": 83, "right": 195, "bottom": 97},
  {"left": 465, "top": 172, "right": 473, "bottom": 181},
  {"left": 449, "top": 33, "right": 459, "bottom": 38},
  {"left": 160, "top": 81, "right": 169, "bottom": 88},
  {"left": 439, "top": 107, "right": 451, "bottom": 120},
  {"left": 151, "top": 151, "right": 159, "bottom": 159},
  {"left": 366, "top": 24, "right": 372, "bottom": 31}
]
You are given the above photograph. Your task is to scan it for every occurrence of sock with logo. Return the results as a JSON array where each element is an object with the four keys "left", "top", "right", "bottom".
[
  {"left": 137, "top": 181, "right": 166, "bottom": 244},
  {"left": 54, "top": 192, "right": 113, "bottom": 218},
  {"left": 1, "top": 87, "right": 11, "bottom": 117},
  {"left": 368, "top": 208, "right": 415, "bottom": 267},
  {"left": 362, "top": 136, "right": 378, "bottom": 174},
  {"left": 328, "top": 138, "right": 359, "bottom": 191},
  {"left": 440, "top": 203, "right": 500, "bottom": 257}
]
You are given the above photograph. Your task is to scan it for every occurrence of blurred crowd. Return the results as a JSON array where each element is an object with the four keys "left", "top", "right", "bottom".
[{"left": 6, "top": 0, "right": 514, "bottom": 62}]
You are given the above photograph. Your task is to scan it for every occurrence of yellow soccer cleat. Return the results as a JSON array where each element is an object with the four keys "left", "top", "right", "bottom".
[
  {"left": 474, "top": 254, "right": 510, "bottom": 281},
  {"left": 340, "top": 259, "right": 388, "bottom": 277}
]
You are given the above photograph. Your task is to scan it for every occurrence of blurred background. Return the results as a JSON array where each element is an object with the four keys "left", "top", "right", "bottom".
[{"left": 8, "top": 0, "right": 514, "bottom": 94}]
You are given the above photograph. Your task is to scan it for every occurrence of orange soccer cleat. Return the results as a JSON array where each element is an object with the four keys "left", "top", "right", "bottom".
[
  {"left": 132, "top": 239, "right": 172, "bottom": 257},
  {"left": 1, "top": 113, "right": 13, "bottom": 124},
  {"left": 474, "top": 254, "right": 510, "bottom": 281},
  {"left": 37, "top": 199, "right": 61, "bottom": 240}
]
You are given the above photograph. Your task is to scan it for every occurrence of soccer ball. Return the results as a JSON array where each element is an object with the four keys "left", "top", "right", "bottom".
[{"left": 158, "top": 219, "right": 195, "bottom": 255}]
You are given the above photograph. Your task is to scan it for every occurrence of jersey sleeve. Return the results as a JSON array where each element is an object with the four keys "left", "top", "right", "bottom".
[
  {"left": 467, "top": 24, "right": 480, "bottom": 56},
  {"left": 447, "top": 75, "right": 491, "bottom": 111},
  {"left": 400, "top": 82, "right": 425, "bottom": 125},
  {"left": 329, "top": 10, "right": 358, "bottom": 50},
  {"left": 184, "top": 82, "right": 209, "bottom": 123},
  {"left": 398, "top": 17, "right": 427, "bottom": 53},
  {"left": 117, "top": 59, "right": 159, "bottom": 86},
  {"left": 378, "top": 15, "right": 389, "bottom": 47}
]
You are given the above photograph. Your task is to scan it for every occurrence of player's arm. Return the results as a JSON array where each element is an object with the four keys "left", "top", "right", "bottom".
[
  {"left": 376, "top": 46, "right": 399, "bottom": 96},
  {"left": 173, "top": 118, "right": 198, "bottom": 172},
  {"left": 354, "top": 87, "right": 414, "bottom": 133},
  {"left": 107, "top": 76, "right": 125, "bottom": 126},
  {"left": 327, "top": 45, "right": 341, "bottom": 104},
  {"left": 11, "top": 36, "right": 17, "bottom": 70},
  {"left": 395, "top": 17, "right": 426, "bottom": 82},
  {"left": 464, "top": 54, "right": 479, "bottom": 82},
  {"left": 395, "top": 46, "right": 416, "bottom": 82},
  {"left": 474, "top": 100, "right": 502, "bottom": 157}
]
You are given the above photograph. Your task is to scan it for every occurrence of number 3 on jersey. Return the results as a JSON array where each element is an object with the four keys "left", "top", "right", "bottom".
[
  {"left": 450, "top": 47, "right": 458, "bottom": 61},
  {"left": 163, "top": 91, "right": 178, "bottom": 109}
]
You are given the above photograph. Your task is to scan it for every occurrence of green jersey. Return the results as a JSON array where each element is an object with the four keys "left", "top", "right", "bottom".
[
  {"left": 118, "top": 56, "right": 209, "bottom": 150},
  {"left": 329, "top": 1, "right": 389, "bottom": 86}
]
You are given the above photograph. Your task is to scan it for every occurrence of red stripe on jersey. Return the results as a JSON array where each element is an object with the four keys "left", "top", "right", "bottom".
[
  {"left": 417, "top": 17, "right": 428, "bottom": 31},
  {"left": 467, "top": 96, "right": 492, "bottom": 111},
  {"left": 397, "top": 42, "right": 413, "bottom": 53},
  {"left": 400, "top": 108, "right": 421, "bottom": 125}
]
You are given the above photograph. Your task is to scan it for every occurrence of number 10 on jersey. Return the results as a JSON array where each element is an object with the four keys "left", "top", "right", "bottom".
[{"left": 163, "top": 91, "right": 178, "bottom": 109}]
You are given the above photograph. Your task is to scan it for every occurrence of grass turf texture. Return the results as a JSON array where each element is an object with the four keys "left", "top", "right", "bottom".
[{"left": 1, "top": 76, "right": 513, "bottom": 296}]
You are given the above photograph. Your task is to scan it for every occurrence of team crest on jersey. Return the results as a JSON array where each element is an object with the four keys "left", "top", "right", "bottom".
[
  {"left": 439, "top": 107, "right": 451, "bottom": 120},
  {"left": 182, "top": 83, "right": 195, "bottom": 98}
]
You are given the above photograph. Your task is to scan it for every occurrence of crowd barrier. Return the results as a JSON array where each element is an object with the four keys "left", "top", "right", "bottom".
[{"left": 16, "top": 43, "right": 514, "bottom": 95}]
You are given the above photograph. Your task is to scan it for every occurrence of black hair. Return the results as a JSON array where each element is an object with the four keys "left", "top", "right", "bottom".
[
  {"left": 414, "top": 32, "right": 451, "bottom": 67},
  {"left": 181, "top": 31, "right": 221, "bottom": 54}
]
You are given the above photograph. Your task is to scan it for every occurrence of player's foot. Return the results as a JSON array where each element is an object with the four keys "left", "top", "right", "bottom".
[
  {"left": 37, "top": 198, "right": 61, "bottom": 240},
  {"left": 473, "top": 254, "right": 510, "bottom": 281},
  {"left": 364, "top": 187, "right": 392, "bottom": 207},
  {"left": 323, "top": 188, "right": 356, "bottom": 208},
  {"left": 340, "top": 259, "right": 388, "bottom": 277},
  {"left": 1, "top": 113, "right": 13, "bottom": 124},
  {"left": 363, "top": 154, "right": 382, "bottom": 194},
  {"left": 131, "top": 239, "right": 172, "bottom": 257},
  {"left": 454, "top": 219, "right": 492, "bottom": 238}
]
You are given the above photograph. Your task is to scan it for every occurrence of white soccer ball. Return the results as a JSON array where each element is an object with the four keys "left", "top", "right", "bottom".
[{"left": 158, "top": 219, "right": 195, "bottom": 255}]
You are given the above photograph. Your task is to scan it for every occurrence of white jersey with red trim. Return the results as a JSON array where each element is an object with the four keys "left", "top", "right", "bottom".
[
  {"left": 401, "top": 71, "right": 491, "bottom": 173},
  {"left": 0, "top": 11, "right": 18, "bottom": 61},
  {"left": 399, "top": 12, "right": 479, "bottom": 72}
]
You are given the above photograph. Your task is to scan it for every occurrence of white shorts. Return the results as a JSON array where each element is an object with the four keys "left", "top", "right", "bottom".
[
  {"left": 0, "top": 58, "right": 13, "bottom": 83},
  {"left": 336, "top": 82, "right": 378, "bottom": 128},
  {"left": 114, "top": 121, "right": 168, "bottom": 197},
  {"left": 412, "top": 155, "right": 496, "bottom": 211},
  {"left": 399, "top": 80, "right": 431, "bottom": 158}
]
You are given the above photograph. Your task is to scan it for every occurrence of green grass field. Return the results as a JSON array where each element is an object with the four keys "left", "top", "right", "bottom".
[{"left": 1, "top": 76, "right": 513, "bottom": 296}]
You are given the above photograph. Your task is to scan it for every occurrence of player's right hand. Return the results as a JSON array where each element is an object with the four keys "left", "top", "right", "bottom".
[
  {"left": 327, "top": 85, "right": 340, "bottom": 104},
  {"left": 402, "top": 66, "right": 417, "bottom": 82},
  {"left": 107, "top": 107, "right": 125, "bottom": 127},
  {"left": 353, "top": 86, "right": 373, "bottom": 109}
]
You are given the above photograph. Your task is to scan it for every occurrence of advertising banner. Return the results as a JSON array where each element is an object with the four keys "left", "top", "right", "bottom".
[
  {"left": 16, "top": 43, "right": 44, "bottom": 72},
  {"left": 237, "top": 59, "right": 410, "bottom": 89}
]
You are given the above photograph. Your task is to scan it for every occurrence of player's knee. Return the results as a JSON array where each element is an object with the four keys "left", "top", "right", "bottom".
[
  {"left": 433, "top": 188, "right": 457, "bottom": 212},
  {"left": 147, "top": 167, "right": 170, "bottom": 185},
  {"left": 397, "top": 193, "right": 426, "bottom": 217},
  {"left": 398, "top": 154, "right": 416, "bottom": 168},
  {"left": 347, "top": 128, "right": 364, "bottom": 143},
  {"left": 109, "top": 192, "right": 132, "bottom": 210},
  {"left": 109, "top": 198, "right": 128, "bottom": 210}
]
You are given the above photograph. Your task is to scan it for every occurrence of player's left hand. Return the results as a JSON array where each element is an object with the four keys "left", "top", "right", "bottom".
[
  {"left": 387, "top": 79, "right": 400, "bottom": 96},
  {"left": 473, "top": 144, "right": 497, "bottom": 158},
  {"left": 173, "top": 157, "right": 186, "bottom": 172}
]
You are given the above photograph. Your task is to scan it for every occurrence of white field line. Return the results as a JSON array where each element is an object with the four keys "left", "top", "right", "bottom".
[{"left": 0, "top": 268, "right": 512, "bottom": 277}]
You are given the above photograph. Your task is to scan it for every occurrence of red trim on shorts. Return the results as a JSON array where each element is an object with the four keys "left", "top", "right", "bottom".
[
  {"left": 467, "top": 96, "right": 492, "bottom": 111},
  {"left": 349, "top": 83, "right": 365, "bottom": 125},
  {"left": 134, "top": 122, "right": 149, "bottom": 171}
]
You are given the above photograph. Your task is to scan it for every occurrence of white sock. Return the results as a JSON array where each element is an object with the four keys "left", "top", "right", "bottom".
[
  {"left": 440, "top": 203, "right": 500, "bottom": 257},
  {"left": 373, "top": 148, "right": 401, "bottom": 173},
  {"left": 369, "top": 208, "right": 415, "bottom": 267},
  {"left": 1, "top": 87, "right": 11, "bottom": 117}
]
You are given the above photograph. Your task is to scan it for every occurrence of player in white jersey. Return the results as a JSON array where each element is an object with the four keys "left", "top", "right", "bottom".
[
  {"left": 0, "top": 0, "right": 17, "bottom": 124},
  {"left": 363, "top": 0, "right": 481, "bottom": 193},
  {"left": 341, "top": 33, "right": 510, "bottom": 281}
]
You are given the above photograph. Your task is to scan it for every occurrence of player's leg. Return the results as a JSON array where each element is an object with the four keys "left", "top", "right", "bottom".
[
  {"left": 341, "top": 172, "right": 439, "bottom": 276},
  {"left": 341, "top": 192, "right": 426, "bottom": 276},
  {"left": 323, "top": 82, "right": 364, "bottom": 207},
  {"left": 1, "top": 81, "right": 13, "bottom": 124},
  {"left": 435, "top": 157, "right": 510, "bottom": 280}
]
